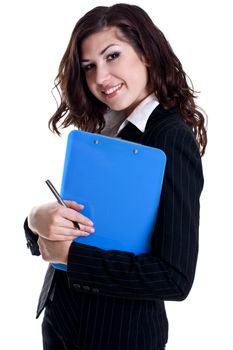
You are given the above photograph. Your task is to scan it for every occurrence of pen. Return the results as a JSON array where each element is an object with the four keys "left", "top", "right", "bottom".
[{"left": 45, "top": 179, "right": 80, "bottom": 229}]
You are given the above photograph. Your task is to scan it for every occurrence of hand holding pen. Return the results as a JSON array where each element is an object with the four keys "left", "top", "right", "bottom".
[{"left": 43, "top": 179, "right": 95, "bottom": 239}]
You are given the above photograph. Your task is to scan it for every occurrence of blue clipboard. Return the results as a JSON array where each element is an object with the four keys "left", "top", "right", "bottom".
[{"left": 52, "top": 130, "right": 166, "bottom": 271}]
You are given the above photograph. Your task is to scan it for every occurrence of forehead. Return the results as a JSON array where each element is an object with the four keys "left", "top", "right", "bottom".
[{"left": 80, "top": 27, "right": 127, "bottom": 56}]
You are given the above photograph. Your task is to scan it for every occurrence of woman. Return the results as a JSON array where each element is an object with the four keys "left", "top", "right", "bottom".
[{"left": 24, "top": 4, "right": 207, "bottom": 350}]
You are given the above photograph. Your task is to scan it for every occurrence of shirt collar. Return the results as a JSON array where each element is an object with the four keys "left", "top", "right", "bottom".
[{"left": 117, "top": 93, "right": 159, "bottom": 134}]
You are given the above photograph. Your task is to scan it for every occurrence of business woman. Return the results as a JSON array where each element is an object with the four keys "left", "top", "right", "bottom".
[{"left": 24, "top": 4, "right": 207, "bottom": 350}]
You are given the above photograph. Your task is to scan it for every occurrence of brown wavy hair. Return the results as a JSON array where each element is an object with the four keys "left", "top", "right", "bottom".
[{"left": 49, "top": 3, "right": 207, "bottom": 156}]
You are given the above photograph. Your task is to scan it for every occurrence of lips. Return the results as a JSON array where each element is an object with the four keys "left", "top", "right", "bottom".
[{"left": 101, "top": 83, "right": 123, "bottom": 95}]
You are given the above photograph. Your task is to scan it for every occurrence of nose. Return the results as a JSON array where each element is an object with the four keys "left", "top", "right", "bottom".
[{"left": 95, "top": 65, "right": 111, "bottom": 85}]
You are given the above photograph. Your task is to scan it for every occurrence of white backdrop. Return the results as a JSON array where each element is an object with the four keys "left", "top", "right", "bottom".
[{"left": 0, "top": 0, "right": 232, "bottom": 349}]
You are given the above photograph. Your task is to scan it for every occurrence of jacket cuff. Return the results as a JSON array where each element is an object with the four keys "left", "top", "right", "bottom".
[
  {"left": 67, "top": 241, "right": 102, "bottom": 295},
  {"left": 24, "top": 218, "right": 40, "bottom": 256}
]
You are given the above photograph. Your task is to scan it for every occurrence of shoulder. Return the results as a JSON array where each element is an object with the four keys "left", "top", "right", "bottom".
[
  {"left": 144, "top": 104, "right": 193, "bottom": 139},
  {"left": 142, "top": 104, "right": 199, "bottom": 157},
  {"left": 142, "top": 104, "right": 204, "bottom": 190}
]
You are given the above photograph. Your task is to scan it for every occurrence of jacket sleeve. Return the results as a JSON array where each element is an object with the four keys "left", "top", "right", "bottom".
[
  {"left": 24, "top": 218, "right": 41, "bottom": 256},
  {"left": 66, "top": 125, "right": 204, "bottom": 301}
]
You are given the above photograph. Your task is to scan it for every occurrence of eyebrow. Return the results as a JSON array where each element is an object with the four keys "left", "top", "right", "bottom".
[
  {"left": 100, "top": 44, "right": 119, "bottom": 55},
  {"left": 81, "top": 44, "right": 119, "bottom": 62}
]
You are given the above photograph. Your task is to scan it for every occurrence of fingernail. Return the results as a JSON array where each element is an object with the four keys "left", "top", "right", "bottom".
[
  {"left": 90, "top": 228, "right": 95, "bottom": 233},
  {"left": 89, "top": 220, "right": 94, "bottom": 226}
]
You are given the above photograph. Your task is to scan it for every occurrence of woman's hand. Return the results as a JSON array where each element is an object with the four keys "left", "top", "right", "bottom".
[
  {"left": 38, "top": 237, "right": 72, "bottom": 264},
  {"left": 28, "top": 201, "right": 94, "bottom": 241}
]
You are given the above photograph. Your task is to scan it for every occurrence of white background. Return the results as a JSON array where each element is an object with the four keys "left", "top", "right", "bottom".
[{"left": 0, "top": 0, "right": 232, "bottom": 349}]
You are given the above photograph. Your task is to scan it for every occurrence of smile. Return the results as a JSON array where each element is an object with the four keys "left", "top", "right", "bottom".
[{"left": 102, "top": 83, "right": 123, "bottom": 95}]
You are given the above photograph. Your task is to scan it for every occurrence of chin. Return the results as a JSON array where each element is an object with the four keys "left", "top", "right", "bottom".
[{"left": 107, "top": 101, "right": 131, "bottom": 112}]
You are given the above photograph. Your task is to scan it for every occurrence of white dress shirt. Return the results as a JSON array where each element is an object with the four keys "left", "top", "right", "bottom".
[{"left": 102, "top": 93, "right": 159, "bottom": 137}]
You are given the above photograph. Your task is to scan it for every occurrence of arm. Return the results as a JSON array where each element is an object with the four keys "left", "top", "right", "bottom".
[{"left": 67, "top": 126, "right": 204, "bottom": 301}]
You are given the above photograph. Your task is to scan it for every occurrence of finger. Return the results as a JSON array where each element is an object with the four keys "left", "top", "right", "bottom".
[
  {"left": 51, "top": 227, "right": 93, "bottom": 241},
  {"left": 61, "top": 207, "right": 94, "bottom": 227},
  {"left": 78, "top": 223, "right": 95, "bottom": 234},
  {"left": 64, "top": 200, "right": 84, "bottom": 211},
  {"left": 44, "top": 221, "right": 94, "bottom": 241},
  {"left": 55, "top": 217, "right": 95, "bottom": 234}
]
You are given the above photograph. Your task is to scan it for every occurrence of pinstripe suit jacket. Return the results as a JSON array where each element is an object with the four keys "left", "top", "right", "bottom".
[{"left": 24, "top": 104, "right": 204, "bottom": 349}]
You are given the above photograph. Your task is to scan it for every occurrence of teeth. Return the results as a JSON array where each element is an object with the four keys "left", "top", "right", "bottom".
[{"left": 103, "top": 83, "right": 122, "bottom": 95}]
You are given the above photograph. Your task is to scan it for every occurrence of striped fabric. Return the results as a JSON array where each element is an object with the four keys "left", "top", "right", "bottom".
[{"left": 24, "top": 104, "right": 204, "bottom": 349}]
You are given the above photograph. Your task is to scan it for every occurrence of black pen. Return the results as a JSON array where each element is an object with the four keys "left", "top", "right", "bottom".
[{"left": 45, "top": 179, "right": 80, "bottom": 229}]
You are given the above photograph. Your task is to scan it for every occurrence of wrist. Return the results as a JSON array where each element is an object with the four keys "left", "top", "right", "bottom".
[{"left": 63, "top": 240, "right": 72, "bottom": 265}]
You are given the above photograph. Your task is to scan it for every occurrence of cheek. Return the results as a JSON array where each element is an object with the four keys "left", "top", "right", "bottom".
[
  {"left": 123, "top": 58, "right": 148, "bottom": 85},
  {"left": 135, "top": 61, "right": 148, "bottom": 80}
]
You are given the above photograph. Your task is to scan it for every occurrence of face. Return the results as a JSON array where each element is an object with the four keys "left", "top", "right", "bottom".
[{"left": 80, "top": 27, "right": 151, "bottom": 115}]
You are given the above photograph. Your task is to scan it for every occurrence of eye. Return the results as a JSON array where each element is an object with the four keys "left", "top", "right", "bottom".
[
  {"left": 106, "top": 51, "right": 121, "bottom": 61},
  {"left": 82, "top": 63, "right": 95, "bottom": 72}
]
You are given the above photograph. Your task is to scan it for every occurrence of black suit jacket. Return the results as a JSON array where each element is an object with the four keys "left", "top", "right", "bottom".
[{"left": 24, "top": 104, "right": 204, "bottom": 349}]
